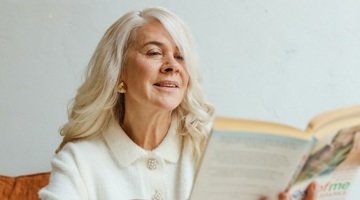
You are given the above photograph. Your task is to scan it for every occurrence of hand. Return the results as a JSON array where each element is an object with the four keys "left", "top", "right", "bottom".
[{"left": 260, "top": 182, "right": 317, "bottom": 200}]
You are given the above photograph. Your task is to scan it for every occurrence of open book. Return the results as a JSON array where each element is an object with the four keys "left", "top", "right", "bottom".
[{"left": 190, "top": 105, "right": 360, "bottom": 200}]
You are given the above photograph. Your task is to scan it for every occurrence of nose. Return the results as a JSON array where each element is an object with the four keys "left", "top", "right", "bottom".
[{"left": 160, "top": 55, "right": 180, "bottom": 74}]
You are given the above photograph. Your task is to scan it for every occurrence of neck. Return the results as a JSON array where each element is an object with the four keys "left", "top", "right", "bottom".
[{"left": 121, "top": 109, "right": 172, "bottom": 150}]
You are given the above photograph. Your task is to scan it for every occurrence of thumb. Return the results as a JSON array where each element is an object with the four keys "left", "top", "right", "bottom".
[{"left": 304, "top": 182, "right": 317, "bottom": 200}]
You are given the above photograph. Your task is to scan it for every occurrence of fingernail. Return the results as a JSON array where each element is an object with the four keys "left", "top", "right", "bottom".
[{"left": 312, "top": 181, "right": 318, "bottom": 190}]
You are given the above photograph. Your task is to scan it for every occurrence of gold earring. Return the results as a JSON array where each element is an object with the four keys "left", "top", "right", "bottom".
[{"left": 117, "top": 81, "right": 127, "bottom": 93}]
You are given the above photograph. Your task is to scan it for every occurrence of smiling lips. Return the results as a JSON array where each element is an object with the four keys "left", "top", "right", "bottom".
[{"left": 154, "top": 81, "right": 179, "bottom": 88}]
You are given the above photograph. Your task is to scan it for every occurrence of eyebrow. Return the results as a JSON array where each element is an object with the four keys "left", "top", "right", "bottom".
[
  {"left": 142, "top": 41, "right": 164, "bottom": 47},
  {"left": 141, "top": 41, "right": 179, "bottom": 50}
]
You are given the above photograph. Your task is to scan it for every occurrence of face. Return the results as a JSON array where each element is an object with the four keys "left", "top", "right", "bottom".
[
  {"left": 121, "top": 20, "right": 189, "bottom": 113},
  {"left": 333, "top": 129, "right": 355, "bottom": 148}
]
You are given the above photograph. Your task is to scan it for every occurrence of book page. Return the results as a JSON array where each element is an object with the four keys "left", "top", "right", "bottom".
[
  {"left": 307, "top": 105, "right": 360, "bottom": 132},
  {"left": 213, "top": 117, "right": 311, "bottom": 140},
  {"left": 291, "top": 121, "right": 360, "bottom": 200},
  {"left": 190, "top": 130, "right": 314, "bottom": 200}
]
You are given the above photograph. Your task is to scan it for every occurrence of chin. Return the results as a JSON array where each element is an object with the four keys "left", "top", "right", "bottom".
[{"left": 156, "top": 101, "right": 182, "bottom": 112}]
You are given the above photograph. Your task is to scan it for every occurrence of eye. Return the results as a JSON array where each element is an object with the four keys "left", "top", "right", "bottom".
[
  {"left": 174, "top": 54, "right": 184, "bottom": 61},
  {"left": 146, "top": 49, "right": 163, "bottom": 59}
]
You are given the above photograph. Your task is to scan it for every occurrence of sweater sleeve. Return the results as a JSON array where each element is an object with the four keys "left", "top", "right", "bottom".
[{"left": 38, "top": 143, "right": 88, "bottom": 200}]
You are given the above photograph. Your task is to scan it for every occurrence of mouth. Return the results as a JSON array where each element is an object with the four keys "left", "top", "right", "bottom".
[{"left": 153, "top": 81, "right": 179, "bottom": 88}]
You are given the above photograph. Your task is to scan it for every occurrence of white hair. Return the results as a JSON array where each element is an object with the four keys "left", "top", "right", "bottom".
[{"left": 57, "top": 7, "right": 214, "bottom": 159}]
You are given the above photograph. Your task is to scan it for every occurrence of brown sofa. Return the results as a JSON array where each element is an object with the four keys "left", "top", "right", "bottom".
[{"left": 0, "top": 172, "right": 50, "bottom": 200}]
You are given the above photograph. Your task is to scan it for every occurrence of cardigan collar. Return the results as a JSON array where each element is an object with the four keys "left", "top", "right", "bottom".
[{"left": 102, "top": 118, "right": 182, "bottom": 168}]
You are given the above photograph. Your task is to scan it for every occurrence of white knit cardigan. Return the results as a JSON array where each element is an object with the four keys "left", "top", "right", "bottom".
[{"left": 39, "top": 120, "right": 197, "bottom": 200}]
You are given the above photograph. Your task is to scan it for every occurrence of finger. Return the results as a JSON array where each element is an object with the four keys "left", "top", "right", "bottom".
[
  {"left": 278, "top": 192, "right": 291, "bottom": 200},
  {"left": 304, "top": 182, "right": 317, "bottom": 200}
]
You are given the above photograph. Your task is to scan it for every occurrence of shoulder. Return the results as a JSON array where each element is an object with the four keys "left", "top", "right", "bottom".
[
  {"left": 182, "top": 136, "right": 201, "bottom": 170},
  {"left": 64, "top": 133, "right": 104, "bottom": 151},
  {"left": 54, "top": 134, "right": 108, "bottom": 166}
]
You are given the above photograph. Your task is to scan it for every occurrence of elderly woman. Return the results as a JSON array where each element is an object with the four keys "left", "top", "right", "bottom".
[{"left": 39, "top": 7, "right": 316, "bottom": 200}]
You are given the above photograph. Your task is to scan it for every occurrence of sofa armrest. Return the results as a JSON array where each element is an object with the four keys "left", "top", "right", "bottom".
[
  {"left": 0, "top": 172, "right": 50, "bottom": 200},
  {"left": 0, "top": 175, "right": 16, "bottom": 199}
]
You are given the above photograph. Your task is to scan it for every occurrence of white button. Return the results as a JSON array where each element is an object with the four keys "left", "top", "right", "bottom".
[
  {"left": 147, "top": 159, "right": 158, "bottom": 170},
  {"left": 152, "top": 191, "right": 163, "bottom": 200}
]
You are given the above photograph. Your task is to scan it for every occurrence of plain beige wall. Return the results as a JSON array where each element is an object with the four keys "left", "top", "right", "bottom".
[{"left": 1, "top": 0, "right": 360, "bottom": 176}]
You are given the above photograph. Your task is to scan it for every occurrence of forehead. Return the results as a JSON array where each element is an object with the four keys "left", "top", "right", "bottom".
[{"left": 132, "top": 19, "right": 177, "bottom": 47}]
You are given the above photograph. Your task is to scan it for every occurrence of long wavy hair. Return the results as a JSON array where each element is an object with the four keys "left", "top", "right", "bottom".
[{"left": 57, "top": 7, "right": 214, "bottom": 159}]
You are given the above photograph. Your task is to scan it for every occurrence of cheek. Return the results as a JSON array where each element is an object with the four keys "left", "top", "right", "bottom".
[
  {"left": 182, "top": 71, "right": 190, "bottom": 86},
  {"left": 125, "top": 60, "right": 158, "bottom": 82},
  {"left": 136, "top": 57, "right": 161, "bottom": 74}
]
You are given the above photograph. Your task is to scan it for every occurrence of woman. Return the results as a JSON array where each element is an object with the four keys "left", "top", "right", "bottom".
[{"left": 39, "top": 7, "right": 316, "bottom": 200}]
